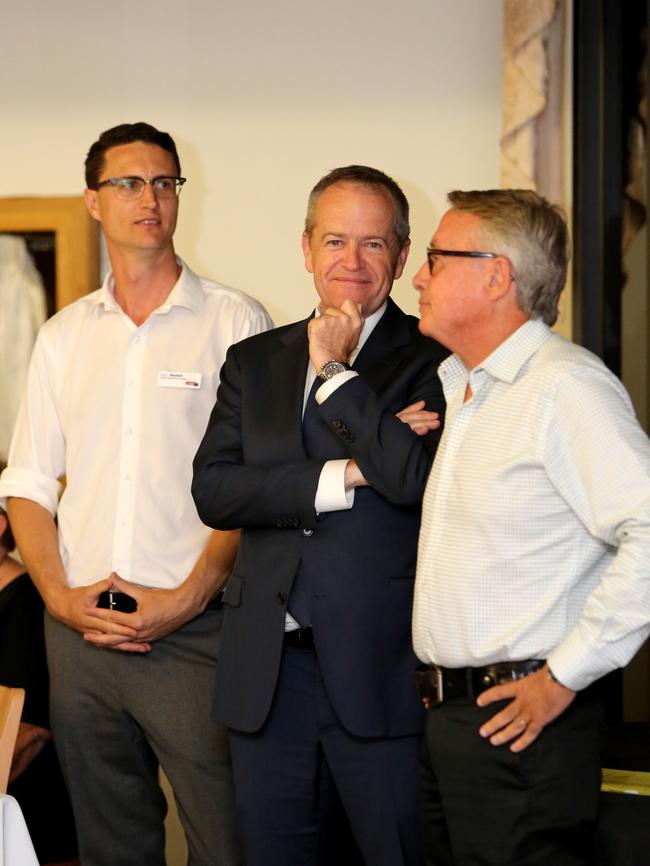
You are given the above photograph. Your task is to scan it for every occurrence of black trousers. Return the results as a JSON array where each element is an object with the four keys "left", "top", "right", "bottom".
[{"left": 420, "top": 694, "right": 603, "bottom": 866}]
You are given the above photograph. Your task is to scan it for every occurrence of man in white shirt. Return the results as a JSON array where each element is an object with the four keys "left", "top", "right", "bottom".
[
  {"left": 412, "top": 189, "right": 650, "bottom": 866},
  {"left": 0, "top": 122, "right": 272, "bottom": 866}
]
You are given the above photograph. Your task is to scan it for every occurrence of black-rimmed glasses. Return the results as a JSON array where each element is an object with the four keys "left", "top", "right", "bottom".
[
  {"left": 96, "top": 176, "right": 186, "bottom": 201},
  {"left": 426, "top": 247, "right": 498, "bottom": 275}
]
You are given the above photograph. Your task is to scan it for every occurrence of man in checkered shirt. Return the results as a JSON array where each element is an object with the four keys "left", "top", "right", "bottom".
[{"left": 412, "top": 188, "right": 650, "bottom": 866}]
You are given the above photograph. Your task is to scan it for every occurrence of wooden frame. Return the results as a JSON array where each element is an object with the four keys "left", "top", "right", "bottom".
[{"left": 0, "top": 196, "right": 99, "bottom": 310}]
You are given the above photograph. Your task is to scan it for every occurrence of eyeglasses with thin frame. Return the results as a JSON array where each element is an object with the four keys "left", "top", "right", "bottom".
[
  {"left": 426, "top": 247, "right": 498, "bottom": 275},
  {"left": 96, "top": 176, "right": 186, "bottom": 201}
]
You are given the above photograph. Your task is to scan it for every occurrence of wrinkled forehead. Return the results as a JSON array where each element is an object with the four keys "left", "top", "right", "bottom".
[
  {"left": 311, "top": 181, "right": 399, "bottom": 240},
  {"left": 432, "top": 209, "right": 485, "bottom": 248}
]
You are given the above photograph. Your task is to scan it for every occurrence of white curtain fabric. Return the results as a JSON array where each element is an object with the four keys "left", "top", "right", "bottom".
[{"left": 0, "top": 235, "right": 47, "bottom": 462}]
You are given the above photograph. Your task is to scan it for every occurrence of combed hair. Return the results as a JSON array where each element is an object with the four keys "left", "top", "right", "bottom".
[
  {"left": 448, "top": 189, "right": 570, "bottom": 326},
  {"left": 305, "top": 165, "right": 410, "bottom": 248},
  {"left": 85, "top": 122, "right": 181, "bottom": 189}
]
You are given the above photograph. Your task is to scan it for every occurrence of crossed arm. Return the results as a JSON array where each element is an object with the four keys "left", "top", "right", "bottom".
[{"left": 193, "top": 304, "right": 442, "bottom": 529}]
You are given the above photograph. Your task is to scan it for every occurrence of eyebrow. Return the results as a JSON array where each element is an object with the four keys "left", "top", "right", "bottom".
[{"left": 321, "top": 232, "right": 391, "bottom": 242}]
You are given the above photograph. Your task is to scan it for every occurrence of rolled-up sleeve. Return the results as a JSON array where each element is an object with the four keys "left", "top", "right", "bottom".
[{"left": 0, "top": 328, "right": 64, "bottom": 514}]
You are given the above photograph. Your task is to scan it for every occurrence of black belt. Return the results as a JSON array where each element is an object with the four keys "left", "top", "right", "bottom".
[
  {"left": 414, "top": 660, "right": 545, "bottom": 704},
  {"left": 204, "top": 591, "right": 224, "bottom": 612},
  {"left": 283, "top": 626, "right": 316, "bottom": 652}
]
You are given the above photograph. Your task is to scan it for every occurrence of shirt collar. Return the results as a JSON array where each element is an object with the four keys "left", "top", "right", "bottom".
[
  {"left": 438, "top": 318, "right": 552, "bottom": 399},
  {"left": 478, "top": 318, "right": 552, "bottom": 383},
  {"left": 92, "top": 257, "right": 204, "bottom": 315}
]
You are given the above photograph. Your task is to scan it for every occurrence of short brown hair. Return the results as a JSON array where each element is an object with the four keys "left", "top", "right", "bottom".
[{"left": 85, "top": 122, "right": 181, "bottom": 189}]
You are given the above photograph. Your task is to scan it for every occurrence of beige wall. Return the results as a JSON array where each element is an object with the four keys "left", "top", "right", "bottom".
[{"left": 1, "top": 0, "right": 503, "bottom": 325}]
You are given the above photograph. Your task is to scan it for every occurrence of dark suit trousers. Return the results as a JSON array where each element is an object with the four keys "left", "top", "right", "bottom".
[
  {"left": 229, "top": 645, "right": 425, "bottom": 866},
  {"left": 420, "top": 695, "right": 603, "bottom": 866}
]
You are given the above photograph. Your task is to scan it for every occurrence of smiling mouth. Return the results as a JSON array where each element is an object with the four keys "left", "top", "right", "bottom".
[
  {"left": 135, "top": 219, "right": 160, "bottom": 225},
  {"left": 333, "top": 277, "right": 370, "bottom": 285}
]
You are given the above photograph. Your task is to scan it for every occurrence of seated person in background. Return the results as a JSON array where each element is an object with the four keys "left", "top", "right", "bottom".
[{"left": 0, "top": 470, "right": 79, "bottom": 866}]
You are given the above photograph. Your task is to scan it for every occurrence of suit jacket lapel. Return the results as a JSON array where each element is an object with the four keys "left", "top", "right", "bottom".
[
  {"left": 352, "top": 298, "right": 412, "bottom": 393},
  {"left": 269, "top": 317, "right": 311, "bottom": 457},
  {"left": 264, "top": 302, "right": 413, "bottom": 460}
]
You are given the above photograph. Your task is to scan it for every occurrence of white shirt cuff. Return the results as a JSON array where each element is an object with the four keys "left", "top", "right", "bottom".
[
  {"left": 315, "top": 370, "right": 358, "bottom": 403},
  {"left": 314, "top": 459, "right": 355, "bottom": 513}
]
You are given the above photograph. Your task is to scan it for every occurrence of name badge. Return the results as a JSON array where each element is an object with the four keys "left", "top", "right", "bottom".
[{"left": 158, "top": 371, "right": 202, "bottom": 389}]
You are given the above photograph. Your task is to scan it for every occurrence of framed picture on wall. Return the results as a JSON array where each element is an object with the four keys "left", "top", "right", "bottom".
[{"left": 0, "top": 196, "right": 98, "bottom": 313}]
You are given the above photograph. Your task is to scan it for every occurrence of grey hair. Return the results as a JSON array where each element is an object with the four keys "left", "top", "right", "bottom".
[
  {"left": 305, "top": 165, "right": 410, "bottom": 248},
  {"left": 448, "top": 189, "right": 570, "bottom": 326}
]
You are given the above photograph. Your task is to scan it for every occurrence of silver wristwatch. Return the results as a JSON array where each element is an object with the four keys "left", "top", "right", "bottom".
[{"left": 317, "top": 360, "right": 349, "bottom": 382}]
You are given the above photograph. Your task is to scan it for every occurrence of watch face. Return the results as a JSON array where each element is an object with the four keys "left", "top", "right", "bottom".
[{"left": 320, "top": 361, "right": 347, "bottom": 380}]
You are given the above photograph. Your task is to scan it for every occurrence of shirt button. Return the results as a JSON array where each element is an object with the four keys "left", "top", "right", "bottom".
[{"left": 302, "top": 528, "right": 314, "bottom": 537}]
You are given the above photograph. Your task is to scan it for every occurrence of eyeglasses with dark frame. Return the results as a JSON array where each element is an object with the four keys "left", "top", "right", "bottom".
[
  {"left": 426, "top": 247, "right": 498, "bottom": 275},
  {"left": 96, "top": 176, "right": 187, "bottom": 201}
]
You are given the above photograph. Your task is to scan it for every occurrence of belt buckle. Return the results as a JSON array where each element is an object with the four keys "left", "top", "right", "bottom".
[{"left": 414, "top": 667, "right": 445, "bottom": 704}]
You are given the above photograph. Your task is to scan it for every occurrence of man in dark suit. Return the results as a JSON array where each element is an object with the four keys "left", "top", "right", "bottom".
[{"left": 192, "top": 166, "right": 448, "bottom": 866}]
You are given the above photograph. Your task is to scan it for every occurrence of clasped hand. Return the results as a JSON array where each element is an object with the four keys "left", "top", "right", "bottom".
[
  {"left": 82, "top": 573, "right": 201, "bottom": 652},
  {"left": 308, "top": 299, "right": 363, "bottom": 369},
  {"left": 49, "top": 572, "right": 197, "bottom": 653}
]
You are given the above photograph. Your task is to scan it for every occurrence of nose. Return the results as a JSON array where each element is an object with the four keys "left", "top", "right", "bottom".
[
  {"left": 412, "top": 261, "right": 429, "bottom": 292},
  {"left": 342, "top": 243, "right": 362, "bottom": 270},
  {"left": 140, "top": 181, "right": 159, "bottom": 207}
]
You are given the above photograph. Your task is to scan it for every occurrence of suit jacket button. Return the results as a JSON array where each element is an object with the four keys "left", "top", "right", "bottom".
[
  {"left": 276, "top": 592, "right": 287, "bottom": 605},
  {"left": 302, "top": 528, "right": 314, "bottom": 537}
]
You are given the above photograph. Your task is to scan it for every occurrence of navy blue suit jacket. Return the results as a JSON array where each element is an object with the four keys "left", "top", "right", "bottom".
[{"left": 192, "top": 298, "right": 448, "bottom": 737}]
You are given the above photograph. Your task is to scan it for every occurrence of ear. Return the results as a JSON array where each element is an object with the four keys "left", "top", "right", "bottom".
[
  {"left": 393, "top": 238, "right": 411, "bottom": 280},
  {"left": 301, "top": 231, "right": 314, "bottom": 274},
  {"left": 485, "top": 256, "right": 515, "bottom": 302},
  {"left": 84, "top": 188, "right": 102, "bottom": 223}
]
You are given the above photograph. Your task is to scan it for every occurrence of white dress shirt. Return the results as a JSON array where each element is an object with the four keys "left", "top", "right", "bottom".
[
  {"left": 413, "top": 318, "right": 650, "bottom": 692},
  {"left": 0, "top": 260, "right": 272, "bottom": 590}
]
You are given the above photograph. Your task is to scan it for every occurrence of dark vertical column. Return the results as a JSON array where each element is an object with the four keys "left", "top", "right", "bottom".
[
  {"left": 573, "top": 0, "right": 627, "bottom": 722},
  {"left": 647, "top": 0, "right": 650, "bottom": 416},
  {"left": 572, "top": 0, "right": 623, "bottom": 376}
]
